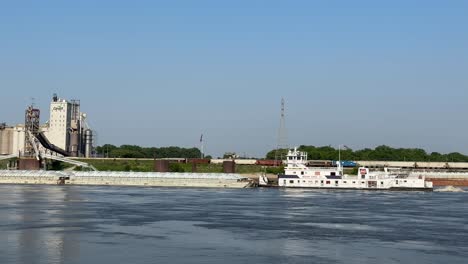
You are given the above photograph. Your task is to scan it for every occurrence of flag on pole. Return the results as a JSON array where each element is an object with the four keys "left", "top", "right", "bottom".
[{"left": 200, "top": 134, "right": 204, "bottom": 159}]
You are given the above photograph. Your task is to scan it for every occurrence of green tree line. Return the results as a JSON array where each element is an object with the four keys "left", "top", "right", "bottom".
[
  {"left": 266, "top": 145, "right": 468, "bottom": 162},
  {"left": 96, "top": 144, "right": 202, "bottom": 159}
]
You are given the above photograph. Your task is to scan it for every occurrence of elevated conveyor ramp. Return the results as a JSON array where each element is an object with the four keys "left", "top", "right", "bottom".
[
  {"left": 42, "top": 154, "right": 97, "bottom": 171},
  {"left": 35, "top": 132, "right": 69, "bottom": 157}
]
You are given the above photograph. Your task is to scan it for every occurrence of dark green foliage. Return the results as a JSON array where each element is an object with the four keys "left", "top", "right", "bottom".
[
  {"left": 266, "top": 145, "right": 468, "bottom": 162},
  {"left": 48, "top": 160, "right": 67, "bottom": 170},
  {"left": 235, "top": 165, "right": 264, "bottom": 174},
  {"left": 123, "top": 163, "right": 131, "bottom": 171},
  {"left": 348, "top": 167, "right": 359, "bottom": 175},
  {"left": 169, "top": 163, "right": 185, "bottom": 172},
  {"left": 0, "top": 157, "right": 16, "bottom": 169},
  {"left": 266, "top": 166, "right": 284, "bottom": 174},
  {"left": 265, "top": 149, "right": 288, "bottom": 160},
  {"left": 0, "top": 160, "right": 9, "bottom": 169},
  {"left": 71, "top": 159, "right": 267, "bottom": 173},
  {"left": 75, "top": 159, "right": 155, "bottom": 172},
  {"left": 95, "top": 145, "right": 202, "bottom": 159}
]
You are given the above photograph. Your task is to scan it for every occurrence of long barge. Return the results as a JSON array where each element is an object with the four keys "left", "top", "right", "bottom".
[{"left": 0, "top": 170, "right": 255, "bottom": 188}]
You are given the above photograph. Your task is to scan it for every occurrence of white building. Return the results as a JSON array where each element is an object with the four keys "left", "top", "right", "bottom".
[
  {"left": 44, "top": 98, "right": 72, "bottom": 151},
  {"left": 43, "top": 95, "right": 89, "bottom": 156}
]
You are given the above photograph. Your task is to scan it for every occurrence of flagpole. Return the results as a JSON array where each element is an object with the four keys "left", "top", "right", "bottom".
[
  {"left": 200, "top": 134, "right": 204, "bottom": 159},
  {"left": 339, "top": 144, "right": 341, "bottom": 165},
  {"left": 338, "top": 144, "right": 342, "bottom": 175}
]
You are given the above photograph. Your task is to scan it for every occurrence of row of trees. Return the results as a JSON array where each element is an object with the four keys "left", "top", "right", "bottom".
[
  {"left": 266, "top": 145, "right": 468, "bottom": 162},
  {"left": 95, "top": 144, "right": 204, "bottom": 159},
  {"left": 95, "top": 144, "right": 468, "bottom": 162}
]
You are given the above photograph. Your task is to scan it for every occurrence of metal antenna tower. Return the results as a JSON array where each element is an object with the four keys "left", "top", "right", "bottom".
[{"left": 275, "top": 98, "right": 288, "bottom": 165}]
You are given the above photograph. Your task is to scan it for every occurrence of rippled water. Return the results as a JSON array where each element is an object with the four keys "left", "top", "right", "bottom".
[{"left": 0, "top": 185, "right": 467, "bottom": 264}]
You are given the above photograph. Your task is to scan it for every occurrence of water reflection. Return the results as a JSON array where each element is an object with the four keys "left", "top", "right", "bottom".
[
  {"left": 15, "top": 186, "right": 81, "bottom": 264},
  {"left": 0, "top": 185, "right": 467, "bottom": 264},
  {"left": 18, "top": 187, "right": 40, "bottom": 264}
]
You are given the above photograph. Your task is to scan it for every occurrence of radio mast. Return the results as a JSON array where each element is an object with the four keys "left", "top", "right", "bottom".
[{"left": 275, "top": 98, "right": 288, "bottom": 165}]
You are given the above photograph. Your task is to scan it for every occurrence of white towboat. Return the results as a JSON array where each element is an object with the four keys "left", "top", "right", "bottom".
[{"left": 270, "top": 148, "right": 433, "bottom": 191}]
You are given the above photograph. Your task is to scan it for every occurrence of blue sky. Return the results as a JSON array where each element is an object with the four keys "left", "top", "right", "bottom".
[{"left": 1, "top": 0, "right": 467, "bottom": 158}]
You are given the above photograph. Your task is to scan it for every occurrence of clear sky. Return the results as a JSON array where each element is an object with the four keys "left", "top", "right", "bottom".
[{"left": 1, "top": 0, "right": 467, "bottom": 158}]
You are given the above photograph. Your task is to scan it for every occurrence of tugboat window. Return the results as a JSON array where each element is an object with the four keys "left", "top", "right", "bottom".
[{"left": 289, "top": 180, "right": 294, "bottom": 184}]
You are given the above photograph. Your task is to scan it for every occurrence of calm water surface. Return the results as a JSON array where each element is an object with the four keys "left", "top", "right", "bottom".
[{"left": 0, "top": 185, "right": 467, "bottom": 264}]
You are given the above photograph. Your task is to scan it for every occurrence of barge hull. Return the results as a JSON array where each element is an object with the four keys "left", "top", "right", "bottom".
[
  {"left": 275, "top": 186, "right": 433, "bottom": 191},
  {"left": 0, "top": 171, "right": 254, "bottom": 188},
  {"left": 0, "top": 177, "right": 252, "bottom": 188}
]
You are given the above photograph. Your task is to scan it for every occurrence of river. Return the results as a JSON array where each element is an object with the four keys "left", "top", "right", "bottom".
[{"left": 0, "top": 185, "right": 467, "bottom": 264}]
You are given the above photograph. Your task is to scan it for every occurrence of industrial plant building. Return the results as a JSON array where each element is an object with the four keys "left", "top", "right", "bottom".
[
  {"left": 0, "top": 123, "right": 25, "bottom": 156},
  {"left": 0, "top": 94, "right": 94, "bottom": 158}
]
